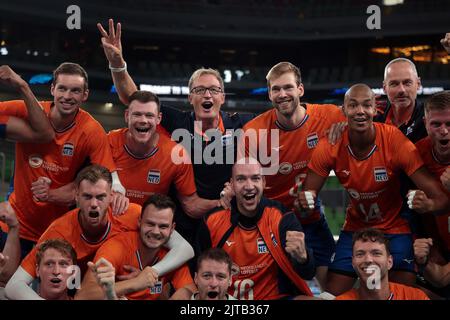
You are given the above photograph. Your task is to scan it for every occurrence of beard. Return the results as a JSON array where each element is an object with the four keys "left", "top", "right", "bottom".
[{"left": 274, "top": 97, "right": 299, "bottom": 118}]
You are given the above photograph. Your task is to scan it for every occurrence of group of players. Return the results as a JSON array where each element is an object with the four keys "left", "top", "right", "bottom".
[{"left": 0, "top": 20, "right": 449, "bottom": 300}]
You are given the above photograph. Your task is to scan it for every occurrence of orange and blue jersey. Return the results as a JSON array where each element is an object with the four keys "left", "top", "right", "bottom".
[
  {"left": 416, "top": 137, "right": 450, "bottom": 253},
  {"left": 20, "top": 203, "right": 141, "bottom": 278},
  {"left": 308, "top": 122, "right": 424, "bottom": 234},
  {"left": 0, "top": 100, "right": 116, "bottom": 242},
  {"left": 107, "top": 128, "right": 196, "bottom": 205},
  {"left": 94, "top": 231, "right": 193, "bottom": 300},
  {"left": 242, "top": 104, "right": 345, "bottom": 225}
]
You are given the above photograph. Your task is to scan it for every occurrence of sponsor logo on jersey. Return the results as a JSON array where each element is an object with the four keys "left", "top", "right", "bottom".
[
  {"left": 257, "top": 238, "right": 268, "bottom": 254},
  {"left": 62, "top": 143, "right": 74, "bottom": 156},
  {"left": 29, "top": 154, "right": 43, "bottom": 168},
  {"left": 348, "top": 188, "right": 360, "bottom": 200},
  {"left": 278, "top": 162, "right": 293, "bottom": 175},
  {"left": 150, "top": 281, "right": 163, "bottom": 294},
  {"left": 374, "top": 167, "right": 388, "bottom": 182},
  {"left": 147, "top": 170, "right": 161, "bottom": 184},
  {"left": 307, "top": 133, "right": 319, "bottom": 149}
]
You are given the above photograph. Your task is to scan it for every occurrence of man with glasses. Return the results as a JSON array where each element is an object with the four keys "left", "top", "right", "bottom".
[{"left": 97, "top": 19, "right": 254, "bottom": 242}]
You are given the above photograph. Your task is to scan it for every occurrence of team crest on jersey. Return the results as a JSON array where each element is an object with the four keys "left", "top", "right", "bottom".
[
  {"left": 270, "top": 232, "right": 278, "bottom": 247},
  {"left": 62, "top": 143, "right": 74, "bottom": 156},
  {"left": 257, "top": 238, "right": 268, "bottom": 254},
  {"left": 150, "top": 280, "right": 163, "bottom": 294},
  {"left": 306, "top": 133, "right": 319, "bottom": 149},
  {"left": 374, "top": 167, "right": 388, "bottom": 182},
  {"left": 147, "top": 170, "right": 161, "bottom": 184},
  {"left": 278, "top": 162, "right": 293, "bottom": 175},
  {"left": 28, "top": 154, "right": 43, "bottom": 168}
]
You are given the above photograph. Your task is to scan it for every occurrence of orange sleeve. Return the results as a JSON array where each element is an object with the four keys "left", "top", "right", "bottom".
[
  {"left": 335, "top": 289, "right": 357, "bottom": 300},
  {"left": 392, "top": 130, "right": 424, "bottom": 176},
  {"left": 0, "top": 100, "right": 28, "bottom": 118},
  {"left": 114, "top": 203, "right": 141, "bottom": 231},
  {"left": 84, "top": 122, "right": 116, "bottom": 172},
  {"left": 0, "top": 115, "right": 9, "bottom": 124},
  {"left": 93, "top": 238, "right": 125, "bottom": 270},
  {"left": 172, "top": 145, "right": 197, "bottom": 196},
  {"left": 167, "top": 263, "right": 194, "bottom": 290},
  {"left": 20, "top": 228, "right": 66, "bottom": 277},
  {"left": 308, "top": 139, "right": 334, "bottom": 177}
]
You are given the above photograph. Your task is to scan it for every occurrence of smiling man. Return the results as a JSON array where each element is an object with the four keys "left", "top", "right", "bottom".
[
  {"left": 0, "top": 62, "right": 127, "bottom": 259},
  {"left": 197, "top": 158, "right": 315, "bottom": 300},
  {"left": 76, "top": 193, "right": 195, "bottom": 300},
  {"left": 299, "top": 84, "right": 449, "bottom": 296},
  {"left": 97, "top": 20, "right": 255, "bottom": 243},
  {"left": 336, "top": 228, "right": 429, "bottom": 300},
  {"left": 107, "top": 90, "right": 218, "bottom": 217},
  {"left": 5, "top": 165, "right": 193, "bottom": 300}
]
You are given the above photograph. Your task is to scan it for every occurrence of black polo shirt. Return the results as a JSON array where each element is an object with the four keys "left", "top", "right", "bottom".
[
  {"left": 161, "top": 104, "right": 255, "bottom": 199},
  {"left": 374, "top": 100, "right": 427, "bottom": 143}
]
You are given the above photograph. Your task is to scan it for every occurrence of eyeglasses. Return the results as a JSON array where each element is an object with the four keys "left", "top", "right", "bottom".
[{"left": 190, "top": 86, "right": 223, "bottom": 95}]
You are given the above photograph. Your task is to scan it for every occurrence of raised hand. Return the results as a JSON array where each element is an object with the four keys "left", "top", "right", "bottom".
[
  {"left": 97, "top": 19, "right": 125, "bottom": 68},
  {"left": 0, "top": 65, "right": 27, "bottom": 90}
]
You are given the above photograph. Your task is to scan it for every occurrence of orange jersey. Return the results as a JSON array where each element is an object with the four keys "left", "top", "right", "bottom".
[
  {"left": 108, "top": 128, "right": 196, "bottom": 205},
  {"left": 416, "top": 137, "right": 450, "bottom": 252},
  {"left": 242, "top": 104, "right": 345, "bottom": 224},
  {"left": 94, "top": 231, "right": 193, "bottom": 300},
  {"left": 217, "top": 225, "right": 284, "bottom": 300},
  {"left": 20, "top": 203, "right": 141, "bottom": 278},
  {"left": 309, "top": 122, "right": 424, "bottom": 234},
  {"left": 1, "top": 100, "right": 116, "bottom": 242},
  {"left": 335, "top": 282, "right": 429, "bottom": 300}
]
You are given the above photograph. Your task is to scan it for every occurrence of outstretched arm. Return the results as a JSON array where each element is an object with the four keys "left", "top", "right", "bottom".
[{"left": 97, "top": 19, "right": 138, "bottom": 105}]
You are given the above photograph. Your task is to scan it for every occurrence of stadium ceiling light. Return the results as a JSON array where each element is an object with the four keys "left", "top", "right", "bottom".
[{"left": 383, "top": 0, "right": 404, "bottom": 6}]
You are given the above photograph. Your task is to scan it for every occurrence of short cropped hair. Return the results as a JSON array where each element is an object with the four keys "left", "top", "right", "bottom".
[
  {"left": 128, "top": 90, "right": 161, "bottom": 112},
  {"left": 266, "top": 62, "right": 302, "bottom": 88},
  {"left": 74, "top": 164, "right": 112, "bottom": 188},
  {"left": 36, "top": 239, "right": 77, "bottom": 266},
  {"left": 141, "top": 193, "right": 176, "bottom": 219},
  {"left": 53, "top": 62, "right": 89, "bottom": 91},
  {"left": 383, "top": 57, "right": 419, "bottom": 80},
  {"left": 196, "top": 248, "right": 233, "bottom": 275},
  {"left": 188, "top": 68, "right": 224, "bottom": 92},
  {"left": 425, "top": 90, "right": 450, "bottom": 116},
  {"left": 352, "top": 228, "right": 390, "bottom": 256}
]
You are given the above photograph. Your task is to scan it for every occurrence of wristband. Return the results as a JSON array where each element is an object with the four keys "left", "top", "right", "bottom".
[{"left": 109, "top": 61, "right": 127, "bottom": 73}]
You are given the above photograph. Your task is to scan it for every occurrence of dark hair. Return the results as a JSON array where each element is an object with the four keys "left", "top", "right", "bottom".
[
  {"left": 425, "top": 90, "right": 450, "bottom": 115},
  {"left": 352, "top": 228, "right": 390, "bottom": 255},
  {"left": 75, "top": 164, "right": 112, "bottom": 188},
  {"left": 53, "top": 62, "right": 88, "bottom": 91},
  {"left": 196, "top": 248, "right": 233, "bottom": 275},
  {"left": 266, "top": 62, "right": 302, "bottom": 88},
  {"left": 128, "top": 90, "right": 160, "bottom": 112},
  {"left": 141, "top": 193, "right": 176, "bottom": 219},
  {"left": 36, "top": 238, "right": 77, "bottom": 266}
]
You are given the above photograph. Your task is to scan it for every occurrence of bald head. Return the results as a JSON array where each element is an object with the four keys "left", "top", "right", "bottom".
[
  {"left": 232, "top": 157, "right": 262, "bottom": 178},
  {"left": 344, "top": 84, "right": 374, "bottom": 103}
]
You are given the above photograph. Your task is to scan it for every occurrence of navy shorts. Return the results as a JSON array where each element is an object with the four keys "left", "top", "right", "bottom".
[
  {"left": 329, "top": 230, "right": 414, "bottom": 276},
  {"left": 303, "top": 214, "right": 336, "bottom": 267}
]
